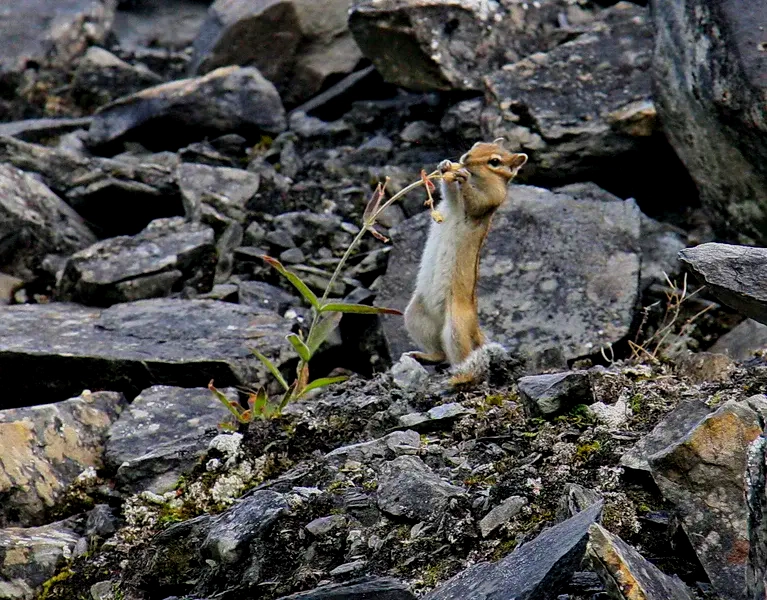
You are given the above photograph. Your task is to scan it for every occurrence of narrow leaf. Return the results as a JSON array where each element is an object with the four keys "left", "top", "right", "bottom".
[
  {"left": 252, "top": 388, "right": 268, "bottom": 416},
  {"left": 278, "top": 383, "right": 297, "bottom": 412},
  {"left": 296, "top": 362, "right": 310, "bottom": 396},
  {"left": 250, "top": 348, "right": 289, "bottom": 391},
  {"left": 262, "top": 255, "right": 320, "bottom": 308},
  {"left": 298, "top": 376, "right": 348, "bottom": 398},
  {"left": 306, "top": 312, "right": 342, "bottom": 355},
  {"left": 287, "top": 333, "right": 312, "bottom": 362},
  {"left": 209, "top": 381, "right": 247, "bottom": 422},
  {"left": 320, "top": 303, "right": 403, "bottom": 315}
]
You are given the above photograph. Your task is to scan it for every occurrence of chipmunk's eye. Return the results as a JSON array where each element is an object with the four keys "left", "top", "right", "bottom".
[{"left": 488, "top": 157, "right": 502, "bottom": 167}]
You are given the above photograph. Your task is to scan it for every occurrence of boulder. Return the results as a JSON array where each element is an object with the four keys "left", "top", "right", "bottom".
[
  {"left": 0, "top": 164, "right": 96, "bottom": 280},
  {"left": 190, "top": 0, "right": 363, "bottom": 106},
  {"left": 517, "top": 371, "right": 592, "bottom": 417},
  {"left": 88, "top": 66, "right": 286, "bottom": 148},
  {"left": 483, "top": 2, "right": 655, "bottom": 182},
  {"left": 648, "top": 399, "right": 764, "bottom": 600},
  {"left": 0, "top": 299, "right": 292, "bottom": 404},
  {"left": 105, "top": 385, "right": 238, "bottom": 493},
  {"left": 377, "top": 184, "right": 641, "bottom": 362},
  {"left": 0, "top": 391, "right": 126, "bottom": 526},
  {"left": 679, "top": 243, "right": 767, "bottom": 326},
  {"left": 57, "top": 217, "right": 217, "bottom": 306},
  {"left": 652, "top": 0, "right": 767, "bottom": 244}
]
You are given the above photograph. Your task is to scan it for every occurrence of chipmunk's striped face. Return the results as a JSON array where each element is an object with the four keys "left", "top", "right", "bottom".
[{"left": 460, "top": 141, "right": 528, "bottom": 183}]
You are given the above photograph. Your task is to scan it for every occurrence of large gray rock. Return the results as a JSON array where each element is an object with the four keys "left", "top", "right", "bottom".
[
  {"left": 0, "top": 164, "right": 96, "bottom": 280},
  {"left": 178, "top": 163, "right": 260, "bottom": 225},
  {"left": 105, "top": 385, "right": 238, "bottom": 493},
  {"left": 57, "top": 217, "right": 217, "bottom": 306},
  {"left": 679, "top": 243, "right": 767, "bottom": 326},
  {"left": 0, "top": 299, "right": 292, "bottom": 404},
  {"left": 648, "top": 400, "right": 764, "bottom": 600},
  {"left": 424, "top": 501, "right": 603, "bottom": 600},
  {"left": 0, "top": 391, "right": 125, "bottom": 527},
  {"left": 652, "top": 0, "right": 767, "bottom": 244},
  {"left": 517, "top": 371, "right": 592, "bottom": 417},
  {"left": 747, "top": 435, "right": 767, "bottom": 599},
  {"left": 483, "top": 2, "right": 655, "bottom": 181},
  {"left": 88, "top": 66, "right": 286, "bottom": 147},
  {"left": 349, "top": 0, "right": 597, "bottom": 92},
  {"left": 377, "top": 184, "right": 641, "bottom": 362},
  {"left": 190, "top": 0, "right": 363, "bottom": 106},
  {"left": 710, "top": 319, "right": 767, "bottom": 361}
]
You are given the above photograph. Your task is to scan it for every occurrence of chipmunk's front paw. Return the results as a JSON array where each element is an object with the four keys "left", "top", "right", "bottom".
[
  {"left": 438, "top": 159, "right": 457, "bottom": 174},
  {"left": 452, "top": 167, "right": 470, "bottom": 184}
]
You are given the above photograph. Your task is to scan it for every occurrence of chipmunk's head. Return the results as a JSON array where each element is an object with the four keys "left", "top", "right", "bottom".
[{"left": 460, "top": 139, "right": 528, "bottom": 184}]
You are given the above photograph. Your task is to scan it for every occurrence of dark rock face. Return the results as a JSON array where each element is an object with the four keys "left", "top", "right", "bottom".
[
  {"left": 275, "top": 577, "right": 416, "bottom": 600},
  {"left": 424, "top": 501, "right": 603, "bottom": 600},
  {"left": 190, "top": 0, "right": 363, "bottom": 106},
  {"left": 377, "top": 184, "right": 641, "bottom": 362},
  {"left": 0, "top": 299, "right": 292, "bottom": 404},
  {"left": 0, "top": 163, "right": 96, "bottom": 280},
  {"left": 483, "top": 2, "right": 654, "bottom": 182},
  {"left": 679, "top": 243, "right": 767, "bottom": 326},
  {"left": 652, "top": 0, "right": 767, "bottom": 243},
  {"left": 88, "top": 66, "right": 287, "bottom": 148},
  {"left": 747, "top": 435, "right": 767, "bottom": 599},
  {"left": 517, "top": 371, "right": 592, "bottom": 417},
  {"left": 57, "top": 217, "right": 217, "bottom": 306}
]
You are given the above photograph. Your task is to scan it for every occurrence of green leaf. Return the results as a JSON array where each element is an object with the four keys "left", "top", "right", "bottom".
[
  {"left": 306, "top": 312, "right": 342, "bottom": 355},
  {"left": 298, "top": 376, "right": 348, "bottom": 398},
  {"left": 287, "top": 333, "right": 312, "bottom": 362},
  {"left": 320, "top": 303, "right": 403, "bottom": 315},
  {"left": 278, "top": 383, "right": 297, "bottom": 412},
  {"left": 209, "top": 381, "right": 247, "bottom": 423},
  {"left": 262, "top": 255, "right": 320, "bottom": 309},
  {"left": 250, "top": 348, "right": 289, "bottom": 391},
  {"left": 251, "top": 388, "right": 268, "bottom": 417}
]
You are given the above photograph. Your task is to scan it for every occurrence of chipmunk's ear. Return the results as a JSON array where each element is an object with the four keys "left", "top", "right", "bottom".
[
  {"left": 510, "top": 153, "right": 528, "bottom": 170},
  {"left": 493, "top": 137, "right": 506, "bottom": 146}
]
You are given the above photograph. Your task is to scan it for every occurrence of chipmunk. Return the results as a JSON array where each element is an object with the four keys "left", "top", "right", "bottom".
[{"left": 403, "top": 140, "right": 527, "bottom": 376}]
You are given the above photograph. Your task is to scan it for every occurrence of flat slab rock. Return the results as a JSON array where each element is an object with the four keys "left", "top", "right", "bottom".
[
  {"left": 0, "top": 390, "right": 125, "bottom": 527},
  {"left": 0, "top": 298, "right": 292, "bottom": 404},
  {"left": 377, "top": 184, "right": 641, "bottom": 361},
  {"left": 275, "top": 577, "right": 415, "bottom": 600}
]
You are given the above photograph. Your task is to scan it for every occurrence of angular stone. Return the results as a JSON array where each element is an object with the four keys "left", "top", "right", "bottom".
[
  {"left": 377, "top": 456, "right": 464, "bottom": 521},
  {"left": 0, "top": 299, "right": 292, "bottom": 404},
  {"left": 648, "top": 400, "right": 764, "bottom": 600},
  {"left": 710, "top": 319, "right": 767, "bottom": 361},
  {"left": 275, "top": 577, "right": 415, "bottom": 600},
  {"left": 747, "top": 435, "right": 767, "bottom": 599},
  {"left": 620, "top": 400, "right": 711, "bottom": 472},
  {"left": 652, "top": 0, "right": 767, "bottom": 243},
  {"left": 424, "top": 501, "right": 603, "bottom": 600},
  {"left": 479, "top": 496, "right": 526, "bottom": 538},
  {"left": 190, "top": 0, "right": 363, "bottom": 106},
  {"left": 517, "top": 371, "right": 592, "bottom": 417},
  {"left": 0, "top": 117, "right": 93, "bottom": 143},
  {"left": 588, "top": 523, "right": 695, "bottom": 600},
  {"left": 0, "top": 391, "right": 126, "bottom": 526},
  {"left": 105, "top": 385, "right": 238, "bottom": 493},
  {"left": 377, "top": 185, "right": 641, "bottom": 362},
  {"left": 88, "top": 66, "right": 286, "bottom": 147},
  {"left": 0, "top": 520, "right": 81, "bottom": 600},
  {"left": 484, "top": 2, "right": 654, "bottom": 181},
  {"left": 325, "top": 430, "right": 421, "bottom": 464},
  {"left": 679, "top": 243, "right": 767, "bottom": 327},
  {"left": 389, "top": 355, "right": 429, "bottom": 392},
  {"left": 237, "top": 280, "right": 297, "bottom": 315},
  {"left": 113, "top": 0, "right": 210, "bottom": 49},
  {"left": 178, "top": 163, "right": 260, "bottom": 225},
  {"left": 0, "top": 164, "right": 96, "bottom": 280},
  {"left": 57, "top": 217, "right": 216, "bottom": 306}
]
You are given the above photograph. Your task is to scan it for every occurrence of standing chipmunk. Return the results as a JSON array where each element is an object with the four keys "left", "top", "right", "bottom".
[{"left": 404, "top": 140, "right": 527, "bottom": 370}]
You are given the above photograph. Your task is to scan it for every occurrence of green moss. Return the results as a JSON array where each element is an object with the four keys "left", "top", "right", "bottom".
[
  {"left": 629, "top": 393, "right": 644, "bottom": 413},
  {"left": 39, "top": 568, "right": 74, "bottom": 600}
]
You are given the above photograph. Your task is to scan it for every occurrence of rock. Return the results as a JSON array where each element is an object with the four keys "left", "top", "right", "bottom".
[
  {"left": 349, "top": 0, "right": 594, "bottom": 92},
  {"left": 0, "top": 520, "right": 81, "bottom": 600},
  {"left": 424, "top": 501, "right": 603, "bottom": 600},
  {"left": 237, "top": 280, "right": 298, "bottom": 316},
  {"left": 57, "top": 217, "right": 217, "bottom": 306},
  {"left": 648, "top": 399, "right": 764, "bottom": 599},
  {"left": 88, "top": 66, "right": 286, "bottom": 148},
  {"left": 679, "top": 243, "right": 767, "bottom": 326},
  {"left": 0, "top": 117, "right": 93, "bottom": 143},
  {"left": 652, "top": 0, "right": 767, "bottom": 243},
  {"left": 0, "top": 390, "right": 126, "bottom": 526},
  {"left": 390, "top": 355, "right": 429, "bottom": 391},
  {"left": 675, "top": 351, "right": 736, "bottom": 384},
  {"left": 398, "top": 403, "right": 476, "bottom": 431},
  {"left": 201, "top": 491, "right": 288, "bottom": 564},
  {"left": 113, "top": 0, "right": 210, "bottom": 49},
  {"left": 483, "top": 3, "right": 654, "bottom": 182},
  {"left": 377, "top": 185, "right": 641, "bottom": 362},
  {"left": 620, "top": 400, "right": 711, "bottom": 473},
  {"left": 329, "top": 560, "right": 366, "bottom": 576},
  {"left": 587, "top": 523, "right": 695, "bottom": 600},
  {"left": 72, "top": 46, "right": 163, "bottom": 108},
  {"left": 105, "top": 385, "right": 237, "bottom": 493},
  {"left": 85, "top": 504, "right": 117, "bottom": 538},
  {"left": 326, "top": 431, "right": 421, "bottom": 464},
  {"left": 557, "top": 484, "right": 602, "bottom": 522},
  {"left": 0, "top": 164, "right": 97, "bottom": 280},
  {"left": 0, "top": 135, "right": 183, "bottom": 237},
  {"left": 178, "top": 163, "right": 260, "bottom": 226},
  {"left": 305, "top": 514, "right": 346, "bottom": 537},
  {"left": 747, "top": 435, "right": 767, "bottom": 599},
  {"left": 587, "top": 399, "right": 629, "bottom": 430},
  {"left": 275, "top": 577, "right": 415, "bottom": 600},
  {"left": 0, "top": 0, "right": 116, "bottom": 78},
  {"left": 376, "top": 456, "right": 464, "bottom": 521},
  {"left": 0, "top": 299, "right": 292, "bottom": 403},
  {"left": 710, "top": 319, "right": 767, "bottom": 361},
  {"left": 479, "top": 496, "right": 526, "bottom": 538},
  {"left": 517, "top": 371, "right": 592, "bottom": 417}
]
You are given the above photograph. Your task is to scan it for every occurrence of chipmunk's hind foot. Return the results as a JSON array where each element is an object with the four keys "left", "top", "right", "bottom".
[{"left": 405, "top": 351, "right": 447, "bottom": 365}]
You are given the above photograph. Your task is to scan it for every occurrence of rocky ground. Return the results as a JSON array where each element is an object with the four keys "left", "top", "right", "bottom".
[{"left": 0, "top": 1, "right": 766, "bottom": 599}]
